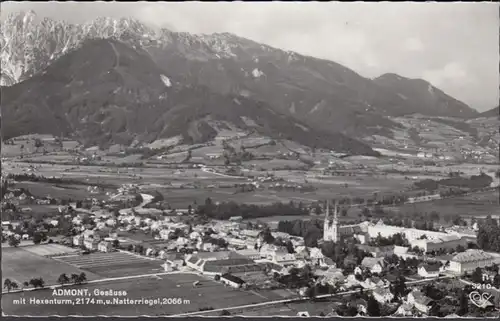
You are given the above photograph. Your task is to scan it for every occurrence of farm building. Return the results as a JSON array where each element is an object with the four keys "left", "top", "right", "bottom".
[
  {"left": 220, "top": 273, "right": 246, "bottom": 288},
  {"left": 165, "top": 253, "right": 185, "bottom": 269},
  {"left": 186, "top": 251, "right": 264, "bottom": 276}
]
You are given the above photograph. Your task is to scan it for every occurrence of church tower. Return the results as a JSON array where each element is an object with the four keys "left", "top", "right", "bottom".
[
  {"left": 323, "top": 200, "right": 340, "bottom": 242},
  {"left": 323, "top": 200, "right": 330, "bottom": 239},
  {"left": 331, "top": 201, "right": 340, "bottom": 242}
]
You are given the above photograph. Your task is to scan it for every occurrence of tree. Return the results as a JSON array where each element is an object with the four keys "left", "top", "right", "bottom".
[
  {"left": 58, "top": 273, "right": 70, "bottom": 286},
  {"left": 305, "top": 286, "right": 317, "bottom": 299},
  {"left": 457, "top": 290, "right": 469, "bottom": 316},
  {"left": 4, "top": 279, "right": 14, "bottom": 292},
  {"left": 456, "top": 244, "right": 466, "bottom": 253},
  {"left": 471, "top": 267, "right": 482, "bottom": 284},
  {"left": 70, "top": 274, "right": 80, "bottom": 284},
  {"left": 78, "top": 272, "right": 87, "bottom": 284},
  {"left": 112, "top": 239, "right": 120, "bottom": 249},
  {"left": 214, "top": 274, "right": 221, "bottom": 281},
  {"left": 34, "top": 138, "right": 43, "bottom": 153},
  {"left": 29, "top": 277, "right": 45, "bottom": 288},
  {"left": 8, "top": 235, "right": 20, "bottom": 247},
  {"left": 366, "top": 296, "right": 381, "bottom": 316},
  {"left": 33, "top": 232, "right": 45, "bottom": 244}
]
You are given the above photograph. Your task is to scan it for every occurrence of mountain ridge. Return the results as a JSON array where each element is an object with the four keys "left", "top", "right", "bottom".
[
  {"left": 0, "top": 10, "right": 480, "bottom": 151},
  {"left": 478, "top": 106, "right": 499, "bottom": 118},
  {"left": 1, "top": 38, "right": 379, "bottom": 156}
]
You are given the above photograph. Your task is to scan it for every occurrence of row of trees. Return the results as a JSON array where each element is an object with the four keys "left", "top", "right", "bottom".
[
  {"left": 57, "top": 273, "right": 87, "bottom": 286},
  {"left": 276, "top": 219, "right": 323, "bottom": 248},
  {"left": 3, "top": 277, "right": 45, "bottom": 292},
  {"left": 197, "top": 198, "right": 309, "bottom": 220},
  {"left": 4, "top": 272, "right": 88, "bottom": 293}
]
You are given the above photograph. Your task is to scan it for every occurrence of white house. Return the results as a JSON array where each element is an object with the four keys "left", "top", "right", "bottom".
[
  {"left": 73, "top": 235, "right": 84, "bottom": 246},
  {"left": 272, "top": 252, "right": 297, "bottom": 265},
  {"left": 98, "top": 241, "right": 113, "bottom": 252},
  {"left": 309, "top": 247, "right": 326, "bottom": 265},
  {"left": 361, "top": 277, "right": 386, "bottom": 290},
  {"left": 354, "top": 266, "right": 363, "bottom": 275},
  {"left": 189, "top": 231, "right": 201, "bottom": 240},
  {"left": 84, "top": 238, "right": 99, "bottom": 250},
  {"left": 235, "top": 249, "right": 261, "bottom": 260},
  {"left": 417, "top": 264, "right": 441, "bottom": 278},
  {"left": 408, "top": 290, "right": 434, "bottom": 314},
  {"left": 241, "top": 229, "right": 261, "bottom": 239},
  {"left": 373, "top": 287, "right": 394, "bottom": 303},
  {"left": 165, "top": 253, "right": 184, "bottom": 270},
  {"left": 361, "top": 257, "right": 385, "bottom": 274}
]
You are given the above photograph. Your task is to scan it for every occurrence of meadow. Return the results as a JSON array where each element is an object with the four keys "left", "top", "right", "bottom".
[
  {"left": 387, "top": 190, "right": 499, "bottom": 218},
  {"left": 2, "top": 247, "right": 101, "bottom": 287},
  {"left": 2, "top": 273, "right": 280, "bottom": 316}
]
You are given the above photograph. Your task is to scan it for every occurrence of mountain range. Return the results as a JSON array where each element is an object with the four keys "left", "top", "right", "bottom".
[{"left": 0, "top": 11, "right": 486, "bottom": 155}]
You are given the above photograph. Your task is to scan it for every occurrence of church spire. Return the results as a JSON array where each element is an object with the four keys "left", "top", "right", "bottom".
[{"left": 333, "top": 200, "right": 339, "bottom": 222}]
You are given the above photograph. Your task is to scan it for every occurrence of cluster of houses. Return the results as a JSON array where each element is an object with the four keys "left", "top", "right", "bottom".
[{"left": 73, "top": 230, "right": 114, "bottom": 252}]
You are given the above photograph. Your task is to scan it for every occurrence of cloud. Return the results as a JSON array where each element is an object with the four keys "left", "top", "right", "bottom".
[
  {"left": 422, "top": 62, "right": 470, "bottom": 87},
  {"left": 403, "top": 37, "right": 425, "bottom": 52},
  {"left": 0, "top": 2, "right": 498, "bottom": 111}
]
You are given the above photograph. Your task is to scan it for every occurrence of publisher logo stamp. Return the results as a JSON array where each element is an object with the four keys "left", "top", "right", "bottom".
[{"left": 469, "top": 291, "right": 493, "bottom": 308}]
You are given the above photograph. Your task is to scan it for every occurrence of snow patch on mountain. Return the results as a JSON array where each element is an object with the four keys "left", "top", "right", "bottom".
[
  {"left": 309, "top": 100, "right": 326, "bottom": 114},
  {"left": 252, "top": 68, "right": 264, "bottom": 78},
  {"left": 160, "top": 74, "right": 172, "bottom": 87}
]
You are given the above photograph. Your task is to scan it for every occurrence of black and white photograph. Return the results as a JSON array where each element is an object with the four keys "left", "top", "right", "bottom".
[{"left": 1, "top": 1, "right": 499, "bottom": 318}]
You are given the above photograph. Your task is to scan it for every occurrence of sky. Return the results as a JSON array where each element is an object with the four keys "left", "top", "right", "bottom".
[{"left": 1, "top": 1, "right": 498, "bottom": 112}]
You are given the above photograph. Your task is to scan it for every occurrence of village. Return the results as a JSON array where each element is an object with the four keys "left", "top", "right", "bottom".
[{"left": 2, "top": 181, "right": 500, "bottom": 317}]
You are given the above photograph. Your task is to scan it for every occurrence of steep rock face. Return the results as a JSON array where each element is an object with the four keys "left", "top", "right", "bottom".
[
  {"left": 1, "top": 38, "right": 378, "bottom": 156},
  {"left": 1, "top": 10, "right": 477, "bottom": 140}
]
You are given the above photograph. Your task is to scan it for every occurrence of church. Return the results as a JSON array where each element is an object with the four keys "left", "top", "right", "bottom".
[{"left": 323, "top": 201, "right": 367, "bottom": 243}]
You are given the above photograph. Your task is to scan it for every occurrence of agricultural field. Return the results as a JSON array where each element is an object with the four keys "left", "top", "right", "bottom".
[
  {"left": 244, "top": 159, "right": 308, "bottom": 171},
  {"left": 1, "top": 135, "right": 80, "bottom": 158},
  {"left": 14, "top": 181, "right": 109, "bottom": 200},
  {"left": 2, "top": 273, "right": 279, "bottom": 316},
  {"left": 387, "top": 190, "right": 499, "bottom": 218},
  {"left": 2, "top": 247, "right": 101, "bottom": 287},
  {"left": 21, "top": 244, "right": 80, "bottom": 257},
  {"left": 54, "top": 252, "right": 164, "bottom": 278},
  {"left": 3, "top": 204, "right": 61, "bottom": 220}
]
